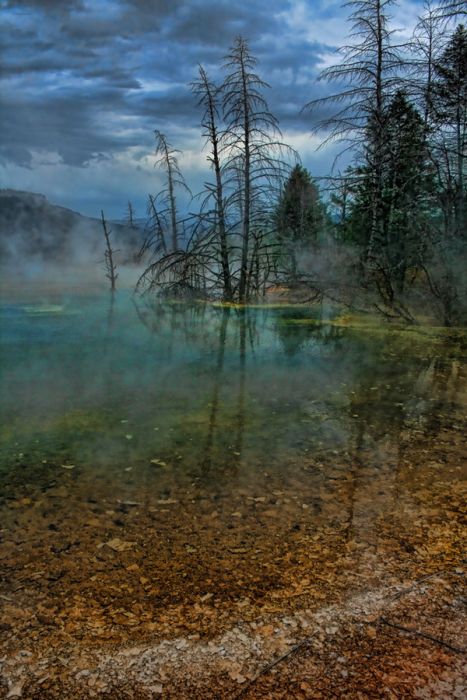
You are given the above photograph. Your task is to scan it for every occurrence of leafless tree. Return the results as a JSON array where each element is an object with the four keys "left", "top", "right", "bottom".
[
  {"left": 137, "top": 193, "right": 168, "bottom": 262},
  {"left": 137, "top": 38, "right": 296, "bottom": 302},
  {"left": 101, "top": 210, "right": 118, "bottom": 291},
  {"left": 222, "top": 36, "right": 296, "bottom": 301},
  {"left": 126, "top": 200, "right": 136, "bottom": 229},
  {"left": 303, "top": 0, "right": 405, "bottom": 263},
  {"left": 437, "top": 0, "right": 467, "bottom": 21},
  {"left": 191, "top": 65, "right": 233, "bottom": 300},
  {"left": 408, "top": 2, "right": 444, "bottom": 129},
  {"left": 154, "top": 130, "right": 191, "bottom": 251}
]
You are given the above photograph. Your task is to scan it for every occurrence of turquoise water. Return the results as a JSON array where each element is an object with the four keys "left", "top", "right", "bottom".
[
  {"left": 1, "top": 291, "right": 466, "bottom": 495},
  {"left": 1, "top": 289, "right": 466, "bottom": 653}
]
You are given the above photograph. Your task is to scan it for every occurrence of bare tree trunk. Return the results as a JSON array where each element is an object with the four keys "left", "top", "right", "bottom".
[
  {"left": 127, "top": 200, "right": 136, "bottom": 228},
  {"left": 148, "top": 194, "right": 167, "bottom": 254},
  {"left": 239, "top": 53, "right": 251, "bottom": 303},
  {"left": 211, "top": 124, "right": 232, "bottom": 300},
  {"left": 166, "top": 153, "right": 178, "bottom": 250},
  {"left": 455, "top": 96, "right": 464, "bottom": 235},
  {"left": 101, "top": 210, "right": 118, "bottom": 292},
  {"left": 366, "top": 0, "right": 386, "bottom": 264},
  {"left": 195, "top": 67, "right": 233, "bottom": 300},
  {"left": 154, "top": 131, "right": 190, "bottom": 252}
]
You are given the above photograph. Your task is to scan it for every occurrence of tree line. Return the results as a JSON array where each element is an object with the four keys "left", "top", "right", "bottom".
[{"left": 127, "top": 0, "right": 465, "bottom": 325}]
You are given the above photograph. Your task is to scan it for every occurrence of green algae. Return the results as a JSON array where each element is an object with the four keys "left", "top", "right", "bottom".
[
  {"left": 1, "top": 292, "right": 466, "bottom": 487},
  {"left": 0, "top": 292, "right": 466, "bottom": 692}
]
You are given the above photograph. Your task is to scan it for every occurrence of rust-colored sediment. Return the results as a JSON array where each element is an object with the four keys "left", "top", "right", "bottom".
[{"left": 1, "top": 426, "right": 466, "bottom": 698}]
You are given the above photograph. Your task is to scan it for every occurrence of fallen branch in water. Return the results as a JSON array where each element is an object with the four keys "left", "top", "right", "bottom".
[
  {"left": 230, "top": 566, "right": 465, "bottom": 698},
  {"left": 380, "top": 617, "right": 465, "bottom": 654},
  {"left": 231, "top": 636, "right": 314, "bottom": 699}
]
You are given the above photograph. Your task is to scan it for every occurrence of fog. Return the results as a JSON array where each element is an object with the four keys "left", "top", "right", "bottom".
[{"left": 0, "top": 189, "right": 144, "bottom": 297}]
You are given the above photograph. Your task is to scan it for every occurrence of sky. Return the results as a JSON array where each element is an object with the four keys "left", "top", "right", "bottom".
[{"left": 1, "top": 0, "right": 427, "bottom": 219}]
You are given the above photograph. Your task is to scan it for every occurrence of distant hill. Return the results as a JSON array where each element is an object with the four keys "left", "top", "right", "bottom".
[{"left": 0, "top": 189, "right": 144, "bottom": 264}]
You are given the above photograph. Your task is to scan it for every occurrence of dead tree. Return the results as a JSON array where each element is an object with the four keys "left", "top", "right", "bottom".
[
  {"left": 407, "top": 3, "right": 441, "bottom": 132},
  {"left": 437, "top": 0, "right": 467, "bottom": 20},
  {"left": 191, "top": 65, "right": 233, "bottom": 300},
  {"left": 222, "top": 36, "right": 296, "bottom": 302},
  {"left": 137, "top": 193, "right": 168, "bottom": 262},
  {"left": 126, "top": 200, "right": 136, "bottom": 228},
  {"left": 303, "top": 0, "right": 404, "bottom": 264},
  {"left": 137, "top": 39, "right": 296, "bottom": 303},
  {"left": 101, "top": 210, "right": 118, "bottom": 291},
  {"left": 154, "top": 131, "right": 190, "bottom": 251}
]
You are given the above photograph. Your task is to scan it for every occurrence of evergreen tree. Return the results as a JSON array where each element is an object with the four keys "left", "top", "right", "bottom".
[
  {"left": 275, "top": 165, "right": 327, "bottom": 279},
  {"left": 275, "top": 165, "right": 324, "bottom": 244},
  {"left": 381, "top": 91, "right": 433, "bottom": 291},
  {"left": 329, "top": 167, "right": 356, "bottom": 242},
  {"left": 348, "top": 92, "right": 432, "bottom": 293},
  {"left": 431, "top": 24, "right": 467, "bottom": 236}
]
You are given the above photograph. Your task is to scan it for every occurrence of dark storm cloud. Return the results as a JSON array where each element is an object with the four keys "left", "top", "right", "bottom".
[
  {"left": 2, "top": 0, "right": 84, "bottom": 9},
  {"left": 0, "top": 83, "right": 155, "bottom": 167},
  {"left": 165, "top": 1, "right": 283, "bottom": 46},
  {"left": 0, "top": 0, "right": 344, "bottom": 177}
]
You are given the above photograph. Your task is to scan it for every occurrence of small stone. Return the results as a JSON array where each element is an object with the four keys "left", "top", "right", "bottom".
[
  {"left": 104, "top": 538, "right": 136, "bottom": 552},
  {"left": 7, "top": 682, "right": 23, "bottom": 699},
  {"left": 150, "top": 459, "right": 168, "bottom": 467}
]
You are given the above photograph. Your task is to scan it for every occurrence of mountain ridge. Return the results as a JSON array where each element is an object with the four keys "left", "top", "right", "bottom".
[{"left": 0, "top": 189, "right": 142, "bottom": 264}]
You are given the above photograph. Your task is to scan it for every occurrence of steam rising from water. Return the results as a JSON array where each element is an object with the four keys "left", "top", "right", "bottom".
[{"left": 0, "top": 189, "right": 143, "bottom": 297}]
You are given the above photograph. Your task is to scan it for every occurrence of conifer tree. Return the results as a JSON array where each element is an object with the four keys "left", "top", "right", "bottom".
[
  {"left": 275, "top": 165, "right": 327, "bottom": 277},
  {"left": 304, "top": 0, "right": 404, "bottom": 264},
  {"left": 431, "top": 24, "right": 467, "bottom": 236}
]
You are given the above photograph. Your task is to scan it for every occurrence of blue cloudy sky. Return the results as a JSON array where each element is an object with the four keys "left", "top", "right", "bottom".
[{"left": 1, "top": 0, "right": 428, "bottom": 218}]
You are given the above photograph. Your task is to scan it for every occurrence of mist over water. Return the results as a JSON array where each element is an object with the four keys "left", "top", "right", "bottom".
[
  {"left": 1, "top": 0, "right": 466, "bottom": 690},
  {"left": 1, "top": 290, "right": 466, "bottom": 494},
  {"left": 1, "top": 285, "right": 466, "bottom": 697},
  {"left": 0, "top": 189, "right": 144, "bottom": 299}
]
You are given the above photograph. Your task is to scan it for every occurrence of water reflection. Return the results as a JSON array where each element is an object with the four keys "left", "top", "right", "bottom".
[
  {"left": 0, "top": 293, "right": 465, "bottom": 652},
  {"left": 0, "top": 294, "right": 466, "bottom": 498},
  {"left": 202, "top": 307, "right": 230, "bottom": 472},
  {"left": 129, "top": 299, "right": 466, "bottom": 482}
]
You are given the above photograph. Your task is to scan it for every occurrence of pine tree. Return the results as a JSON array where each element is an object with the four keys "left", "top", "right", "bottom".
[
  {"left": 275, "top": 165, "right": 324, "bottom": 245},
  {"left": 431, "top": 24, "right": 467, "bottom": 236},
  {"left": 275, "top": 165, "right": 326, "bottom": 279},
  {"left": 348, "top": 92, "right": 432, "bottom": 294},
  {"left": 381, "top": 91, "right": 433, "bottom": 291}
]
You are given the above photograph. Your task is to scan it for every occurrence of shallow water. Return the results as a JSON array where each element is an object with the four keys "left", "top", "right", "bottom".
[
  {"left": 2, "top": 291, "right": 465, "bottom": 481},
  {"left": 0, "top": 291, "right": 466, "bottom": 658}
]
